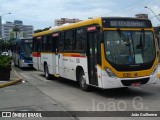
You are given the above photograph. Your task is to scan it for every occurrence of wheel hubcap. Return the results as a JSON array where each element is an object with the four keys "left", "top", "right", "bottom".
[
  {"left": 45, "top": 66, "right": 48, "bottom": 77},
  {"left": 81, "top": 75, "right": 86, "bottom": 87}
]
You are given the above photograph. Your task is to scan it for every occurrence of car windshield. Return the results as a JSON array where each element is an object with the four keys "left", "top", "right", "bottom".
[{"left": 104, "top": 31, "right": 156, "bottom": 65}]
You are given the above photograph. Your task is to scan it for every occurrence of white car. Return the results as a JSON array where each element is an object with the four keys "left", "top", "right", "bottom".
[{"left": 1, "top": 52, "right": 9, "bottom": 56}]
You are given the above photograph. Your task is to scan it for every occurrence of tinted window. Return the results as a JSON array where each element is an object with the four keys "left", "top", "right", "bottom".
[
  {"left": 64, "top": 31, "right": 74, "bottom": 51},
  {"left": 33, "top": 37, "right": 37, "bottom": 52},
  {"left": 42, "top": 36, "right": 47, "bottom": 51},
  {"left": 42, "top": 35, "right": 52, "bottom": 51},
  {"left": 75, "top": 28, "right": 85, "bottom": 51},
  {"left": 59, "top": 33, "right": 64, "bottom": 52}
]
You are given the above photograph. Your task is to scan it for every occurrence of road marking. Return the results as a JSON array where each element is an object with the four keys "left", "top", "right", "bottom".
[
  {"left": 12, "top": 69, "right": 22, "bottom": 79},
  {"left": 32, "top": 74, "right": 48, "bottom": 82},
  {"left": 10, "top": 78, "right": 18, "bottom": 80},
  {"left": 20, "top": 73, "right": 30, "bottom": 79}
]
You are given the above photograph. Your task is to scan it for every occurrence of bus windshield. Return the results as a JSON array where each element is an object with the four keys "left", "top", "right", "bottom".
[
  {"left": 104, "top": 31, "right": 156, "bottom": 65},
  {"left": 21, "top": 40, "right": 32, "bottom": 59}
]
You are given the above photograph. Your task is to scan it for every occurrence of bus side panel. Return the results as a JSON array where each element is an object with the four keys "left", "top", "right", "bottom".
[
  {"left": 59, "top": 54, "right": 64, "bottom": 78},
  {"left": 52, "top": 53, "right": 57, "bottom": 75},
  {"left": 33, "top": 56, "right": 39, "bottom": 70},
  {"left": 96, "top": 66, "right": 103, "bottom": 88},
  {"left": 59, "top": 55, "right": 76, "bottom": 81},
  {"left": 40, "top": 53, "right": 52, "bottom": 73},
  {"left": 59, "top": 53, "right": 89, "bottom": 83}
]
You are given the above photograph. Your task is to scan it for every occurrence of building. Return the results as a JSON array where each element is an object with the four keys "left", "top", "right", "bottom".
[
  {"left": 135, "top": 14, "right": 148, "bottom": 19},
  {"left": 2, "top": 20, "right": 34, "bottom": 40},
  {"left": 55, "top": 18, "right": 82, "bottom": 26}
]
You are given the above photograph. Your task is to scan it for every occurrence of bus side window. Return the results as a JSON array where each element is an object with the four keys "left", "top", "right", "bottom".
[
  {"left": 42, "top": 36, "right": 48, "bottom": 51},
  {"left": 75, "top": 28, "right": 85, "bottom": 51},
  {"left": 33, "top": 37, "right": 37, "bottom": 52},
  {"left": 59, "top": 33, "right": 64, "bottom": 52},
  {"left": 64, "top": 30, "right": 74, "bottom": 51},
  {"left": 47, "top": 35, "right": 52, "bottom": 51}
]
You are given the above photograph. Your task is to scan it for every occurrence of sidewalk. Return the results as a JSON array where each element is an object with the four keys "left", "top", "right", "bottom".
[{"left": 0, "top": 69, "right": 22, "bottom": 88}]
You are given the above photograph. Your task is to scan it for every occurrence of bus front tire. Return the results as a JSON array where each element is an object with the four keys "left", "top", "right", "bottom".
[
  {"left": 79, "top": 71, "right": 90, "bottom": 91},
  {"left": 44, "top": 64, "right": 51, "bottom": 80}
]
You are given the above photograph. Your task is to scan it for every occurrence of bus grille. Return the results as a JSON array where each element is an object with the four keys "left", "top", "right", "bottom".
[{"left": 121, "top": 78, "right": 150, "bottom": 86}]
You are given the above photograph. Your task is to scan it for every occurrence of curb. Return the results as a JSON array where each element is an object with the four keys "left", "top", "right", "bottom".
[{"left": 0, "top": 69, "right": 22, "bottom": 88}]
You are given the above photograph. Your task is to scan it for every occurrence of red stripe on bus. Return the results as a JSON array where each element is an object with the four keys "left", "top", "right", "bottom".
[
  {"left": 71, "top": 55, "right": 85, "bottom": 57},
  {"left": 32, "top": 52, "right": 41, "bottom": 57}
]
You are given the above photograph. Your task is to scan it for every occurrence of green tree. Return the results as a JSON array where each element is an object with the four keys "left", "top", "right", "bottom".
[{"left": 12, "top": 26, "right": 20, "bottom": 39}]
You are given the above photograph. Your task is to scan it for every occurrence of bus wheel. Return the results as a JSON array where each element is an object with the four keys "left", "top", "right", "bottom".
[
  {"left": 44, "top": 64, "right": 50, "bottom": 80},
  {"left": 79, "top": 71, "right": 90, "bottom": 91}
]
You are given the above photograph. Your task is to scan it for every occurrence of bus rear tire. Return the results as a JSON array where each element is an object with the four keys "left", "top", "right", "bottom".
[
  {"left": 44, "top": 64, "right": 51, "bottom": 80},
  {"left": 79, "top": 70, "right": 90, "bottom": 91}
]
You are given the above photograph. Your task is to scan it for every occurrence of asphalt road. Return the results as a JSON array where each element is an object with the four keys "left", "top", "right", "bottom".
[{"left": 11, "top": 66, "right": 160, "bottom": 120}]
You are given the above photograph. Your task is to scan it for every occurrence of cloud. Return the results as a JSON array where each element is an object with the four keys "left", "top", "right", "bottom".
[{"left": 1, "top": 0, "right": 160, "bottom": 29}]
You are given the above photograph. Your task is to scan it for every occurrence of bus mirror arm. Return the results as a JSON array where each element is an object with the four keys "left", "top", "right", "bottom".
[{"left": 96, "top": 25, "right": 101, "bottom": 31}]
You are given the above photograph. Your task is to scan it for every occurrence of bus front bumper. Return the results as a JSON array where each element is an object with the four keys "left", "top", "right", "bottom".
[
  {"left": 101, "top": 72, "right": 159, "bottom": 89},
  {"left": 20, "top": 60, "right": 33, "bottom": 67}
]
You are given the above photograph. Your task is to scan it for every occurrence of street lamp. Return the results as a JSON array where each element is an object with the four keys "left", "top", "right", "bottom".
[
  {"left": 0, "top": 12, "right": 12, "bottom": 39},
  {"left": 1, "top": 12, "right": 11, "bottom": 16},
  {"left": 144, "top": 6, "right": 160, "bottom": 22}
]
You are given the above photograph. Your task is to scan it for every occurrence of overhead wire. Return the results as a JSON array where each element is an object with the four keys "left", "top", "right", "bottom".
[{"left": 105, "top": 0, "right": 153, "bottom": 16}]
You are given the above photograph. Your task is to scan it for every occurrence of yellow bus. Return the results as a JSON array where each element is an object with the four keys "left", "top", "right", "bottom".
[{"left": 32, "top": 17, "right": 159, "bottom": 91}]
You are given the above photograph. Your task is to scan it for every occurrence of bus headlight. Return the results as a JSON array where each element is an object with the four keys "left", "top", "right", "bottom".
[
  {"left": 151, "top": 65, "right": 158, "bottom": 75},
  {"left": 22, "top": 60, "right": 25, "bottom": 63},
  {"left": 104, "top": 66, "right": 117, "bottom": 78}
]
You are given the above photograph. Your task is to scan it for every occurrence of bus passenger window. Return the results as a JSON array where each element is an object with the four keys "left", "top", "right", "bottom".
[
  {"left": 47, "top": 36, "right": 52, "bottom": 51},
  {"left": 59, "top": 33, "right": 64, "bottom": 52},
  {"left": 75, "top": 28, "right": 85, "bottom": 51},
  {"left": 64, "top": 31, "right": 74, "bottom": 51}
]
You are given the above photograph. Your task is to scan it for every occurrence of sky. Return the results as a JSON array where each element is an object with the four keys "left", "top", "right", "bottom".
[{"left": 0, "top": 0, "right": 160, "bottom": 30}]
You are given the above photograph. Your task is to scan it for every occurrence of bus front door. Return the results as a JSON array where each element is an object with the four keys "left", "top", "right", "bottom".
[{"left": 87, "top": 32, "right": 98, "bottom": 86}]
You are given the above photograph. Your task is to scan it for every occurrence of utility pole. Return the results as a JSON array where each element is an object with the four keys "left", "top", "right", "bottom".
[{"left": 0, "top": 12, "right": 11, "bottom": 39}]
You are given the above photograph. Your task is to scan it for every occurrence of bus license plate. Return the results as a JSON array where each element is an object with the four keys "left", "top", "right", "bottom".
[{"left": 131, "top": 82, "right": 141, "bottom": 87}]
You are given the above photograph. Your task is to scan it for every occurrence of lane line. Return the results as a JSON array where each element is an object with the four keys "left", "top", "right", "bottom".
[
  {"left": 32, "top": 74, "right": 48, "bottom": 82},
  {"left": 20, "top": 73, "right": 30, "bottom": 79}
]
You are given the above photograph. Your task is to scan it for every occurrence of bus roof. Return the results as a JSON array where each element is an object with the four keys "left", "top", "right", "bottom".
[
  {"left": 33, "top": 17, "right": 102, "bottom": 37},
  {"left": 33, "top": 17, "right": 151, "bottom": 37}
]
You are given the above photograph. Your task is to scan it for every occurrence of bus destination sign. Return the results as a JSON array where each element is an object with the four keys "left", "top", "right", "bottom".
[
  {"left": 110, "top": 21, "right": 146, "bottom": 27},
  {"left": 102, "top": 18, "right": 152, "bottom": 28}
]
